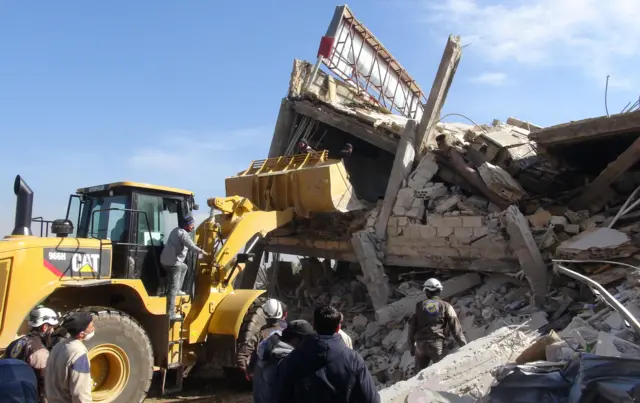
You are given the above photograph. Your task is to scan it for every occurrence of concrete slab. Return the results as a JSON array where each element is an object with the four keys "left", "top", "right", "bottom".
[
  {"left": 379, "top": 327, "right": 535, "bottom": 402},
  {"left": 556, "top": 227, "right": 638, "bottom": 259}
]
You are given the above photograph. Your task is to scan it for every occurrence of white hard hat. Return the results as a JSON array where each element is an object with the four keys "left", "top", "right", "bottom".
[
  {"left": 423, "top": 278, "right": 443, "bottom": 292},
  {"left": 262, "top": 299, "right": 284, "bottom": 319},
  {"left": 28, "top": 306, "right": 59, "bottom": 328}
]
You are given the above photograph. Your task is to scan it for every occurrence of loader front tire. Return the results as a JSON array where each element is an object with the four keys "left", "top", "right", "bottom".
[
  {"left": 75, "top": 307, "right": 154, "bottom": 403},
  {"left": 225, "top": 296, "right": 267, "bottom": 388}
]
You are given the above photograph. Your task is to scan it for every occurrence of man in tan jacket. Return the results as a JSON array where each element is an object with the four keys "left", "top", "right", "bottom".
[{"left": 45, "top": 312, "right": 95, "bottom": 403}]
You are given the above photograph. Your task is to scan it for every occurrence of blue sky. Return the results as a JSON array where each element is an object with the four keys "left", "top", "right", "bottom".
[{"left": 1, "top": 0, "right": 639, "bottom": 235}]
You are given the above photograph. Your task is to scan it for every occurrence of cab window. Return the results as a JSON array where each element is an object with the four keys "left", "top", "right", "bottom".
[
  {"left": 88, "top": 195, "right": 129, "bottom": 241},
  {"left": 136, "top": 194, "right": 180, "bottom": 246}
]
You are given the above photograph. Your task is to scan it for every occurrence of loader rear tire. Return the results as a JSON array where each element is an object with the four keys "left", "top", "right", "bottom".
[{"left": 72, "top": 307, "right": 154, "bottom": 403}]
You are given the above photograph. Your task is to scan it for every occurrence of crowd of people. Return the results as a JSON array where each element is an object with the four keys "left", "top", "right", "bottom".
[
  {"left": 248, "top": 277, "right": 467, "bottom": 403},
  {"left": 0, "top": 276, "right": 466, "bottom": 403},
  {"left": 247, "top": 300, "right": 380, "bottom": 403},
  {"left": 0, "top": 308, "right": 95, "bottom": 403}
]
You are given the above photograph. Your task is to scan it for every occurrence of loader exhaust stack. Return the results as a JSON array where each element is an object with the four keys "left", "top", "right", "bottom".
[{"left": 12, "top": 175, "right": 33, "bottom": 236}]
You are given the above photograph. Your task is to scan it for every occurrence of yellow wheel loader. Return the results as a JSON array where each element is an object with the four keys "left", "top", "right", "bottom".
[{"left": 0, "top": 151, "right": 361, "bottom": 402}]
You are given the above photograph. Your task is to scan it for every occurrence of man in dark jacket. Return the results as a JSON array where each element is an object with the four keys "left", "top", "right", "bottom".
[
  {"left": 277, "top": 305, "right": 380, "bottom": 403},
  {"left": 252, "top": 320, "right": 315, "bottom": 403},
  {"left": 409, "top": 278, "right": 467, "bottom": 371}
]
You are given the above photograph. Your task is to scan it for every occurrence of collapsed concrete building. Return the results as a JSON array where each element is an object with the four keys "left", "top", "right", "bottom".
[
  {"left": 258, "top": 28, "right": 548, "bottom": 311},
  {"left": 236, "top": 3, "right": 640, "bottom": 400}
]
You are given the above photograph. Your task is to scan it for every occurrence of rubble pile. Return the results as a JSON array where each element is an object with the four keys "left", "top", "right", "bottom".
[
  {"left": 349, "top": 274, "right": 549, "bottom": 390},
  {"left": 272, "top": 43, "right": 640, "bottom": 402},
  {"left": 273, "top": 249, "right": 640, "bottom": 398}
]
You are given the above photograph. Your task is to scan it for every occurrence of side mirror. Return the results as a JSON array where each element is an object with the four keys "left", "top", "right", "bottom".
[{"left": 193, "top": 203, "right": 200, "bottom": 211}]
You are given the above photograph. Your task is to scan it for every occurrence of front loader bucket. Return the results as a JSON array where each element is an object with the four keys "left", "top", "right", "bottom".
[{"left": 225, "top": 151, "right": 364, "bottom": 217}]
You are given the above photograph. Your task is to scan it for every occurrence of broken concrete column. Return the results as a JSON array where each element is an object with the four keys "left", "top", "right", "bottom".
[
  {"left": 375, "top": 273, "right": 482, "bottom": 326},
  {"left": 374, "top": 120, "right": 417, "bottom": 240},
  {"left": 351, "top": 231, "right": 390, "bottom": 310},
  {"left": 267, "top": 98, "right": 296, "bottom": 157},
  {"left": 415, "top": 35, "right": 462, "bottom": 153},
  {"left": 503, "top": 205, "right": 548, "bottom": 307}
]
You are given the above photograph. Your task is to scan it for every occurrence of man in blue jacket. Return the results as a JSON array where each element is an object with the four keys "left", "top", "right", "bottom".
[
  {"left": 252, "top": 319, "right": 315, "bottom": 403},
  {"left": 0, "top": 358, "right": 38, "bottom": 403},
  {"left": 277, "top": 305, "right": 380, "bottom": 403}
]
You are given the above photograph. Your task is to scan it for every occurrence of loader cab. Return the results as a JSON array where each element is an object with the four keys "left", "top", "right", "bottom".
[{"left": 66, "top": 182, "right": 199, "bottom": 296}]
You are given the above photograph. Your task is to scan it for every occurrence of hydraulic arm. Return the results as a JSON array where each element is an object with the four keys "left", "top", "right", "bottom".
[{"left": 202, "top": 196, "right": 294, "bottom": 283}]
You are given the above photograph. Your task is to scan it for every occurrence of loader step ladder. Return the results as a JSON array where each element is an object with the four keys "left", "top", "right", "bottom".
[{"left": 160, "top": 296, "right": 188, "bottom": 395}]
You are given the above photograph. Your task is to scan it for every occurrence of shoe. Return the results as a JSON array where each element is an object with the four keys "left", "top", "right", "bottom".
[{"left": 177, "top": 291, "right": 187, "bottom": 296}]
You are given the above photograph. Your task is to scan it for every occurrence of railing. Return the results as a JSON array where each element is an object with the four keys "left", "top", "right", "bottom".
[{"left": 32, "top": 217, "right": 54, "bottom": 237}]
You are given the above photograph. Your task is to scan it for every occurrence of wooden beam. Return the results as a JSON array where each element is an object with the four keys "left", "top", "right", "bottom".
[
  {"left": 292, "top": 100, "right": 398, "bottom": 154},
  {"left": 571, "top": 135, "right": 640, "bottom": 211},
  {"left": 415, "top": 35, "right": 462, "bottom": 153}
]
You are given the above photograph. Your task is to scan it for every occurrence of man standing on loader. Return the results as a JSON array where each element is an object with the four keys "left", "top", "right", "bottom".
[
  {"left": 3, "top": 306, "right": 59, "bottom": 403},
  {"left": 408, "top": 278, "right": 467, "bottom": 371},
  {"left": 160, "top": 215, "right": 209, "bottom": 320}
]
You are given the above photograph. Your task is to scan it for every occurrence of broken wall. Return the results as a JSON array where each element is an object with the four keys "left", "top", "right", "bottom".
[{"left": 383, "top": 151, "right": 517, "bottom": 270}]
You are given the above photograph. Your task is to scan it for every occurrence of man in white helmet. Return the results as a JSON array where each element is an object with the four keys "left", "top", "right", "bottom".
[
  {"left": 4, "top": 306, "right": 60, "bottom": 403},
  {"left": 239, "top": 298, "right": 288, "bottom": 379},
  {"left": 408, "top": 278, "right": 466, "bottom": 371}
]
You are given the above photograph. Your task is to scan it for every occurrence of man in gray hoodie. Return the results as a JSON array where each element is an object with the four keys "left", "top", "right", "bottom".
[
  {"left": 252, "top": 320, "right": 315, "bottom": 403},
  {"left": 160, "top": 216, "right": 208, "bottom": 320}
]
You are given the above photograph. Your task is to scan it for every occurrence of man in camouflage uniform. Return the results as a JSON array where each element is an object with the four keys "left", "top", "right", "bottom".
[
  {"left": 4, "top": 306, "right": 60, "bottom": 403},
  {"left": 408, "top": 278, "right": 467, "bottom": 371}
]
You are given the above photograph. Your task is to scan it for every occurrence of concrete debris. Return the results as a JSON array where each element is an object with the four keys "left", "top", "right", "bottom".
[
  {"left": 408, "top": 152, "right": 439, "bottom": 190},
  {"left": 264, "top": 28, "right": 640, "bottom": 403},
  {"left": 352, "top": 314, "right": 369, "bottom": 333},
  {"left": 376, "top": 273, "right": 482, "bottom": 325},
  {"left": 477, "top": 162, "right": 525, "bottom": 203},
  {"left": 379, "top": 327, "right": 536, "bottom": 402},
  {"left": 555, "top": 227, "right": 639, "bottom": 259},
  {"left": 527, "top": 209, "right": 552, "bottom": 229},
  {"left": 351, "top": 231, "right": 390, "bottom": 310},
  {"left": 503, "top": 205, "right": 548, "bottom": 306}
]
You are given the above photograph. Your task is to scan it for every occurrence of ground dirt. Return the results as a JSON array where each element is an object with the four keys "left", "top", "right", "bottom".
[{"left": 144, "top": 376, "right": 252, "bottom": 403}]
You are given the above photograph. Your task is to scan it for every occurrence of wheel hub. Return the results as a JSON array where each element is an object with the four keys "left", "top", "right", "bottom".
[{"left": 89, "top": 344, "right": 130, "bottom": 402}]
